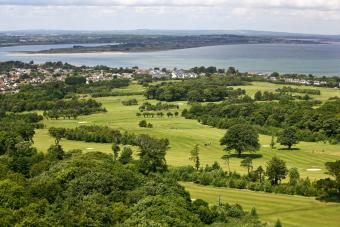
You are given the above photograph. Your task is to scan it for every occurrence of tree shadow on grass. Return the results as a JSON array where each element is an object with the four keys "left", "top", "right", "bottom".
[
  {"left": 316, "top": 194, "right": 340, "bottom": 203},
  {"left": 229, "top": 153, "right": 263, "bottom": 159},
  {"left": 277, "top": 148, "right": 301, "bottom": 151}
]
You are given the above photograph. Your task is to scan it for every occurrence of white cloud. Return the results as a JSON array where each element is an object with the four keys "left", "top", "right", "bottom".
[
  {"left": 0, "top": 0, "right": 339, "bottom": 11},
  {"left": 0, "top": 0, "right": 339, "bottom": 33}
]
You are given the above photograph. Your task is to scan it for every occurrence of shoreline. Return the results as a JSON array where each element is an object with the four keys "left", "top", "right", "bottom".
[{"left": 8, "top": 51, "right": 128, "bottom": 57}]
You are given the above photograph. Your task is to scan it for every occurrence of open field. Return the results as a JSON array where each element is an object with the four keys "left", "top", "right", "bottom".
[
  {"left": 33, "top": 82, "right": 340, "bottom": 179},
  {"left": 182, "top": 182, "right": 340, "bottom": 227}
]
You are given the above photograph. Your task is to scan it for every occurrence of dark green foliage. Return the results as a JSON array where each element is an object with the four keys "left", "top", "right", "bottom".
[
  {"left": 0, "top": 79, "right": 126, "bottom": 113},
  {"left": 266, "top": 157, "right": 288, "bottom": 185},
  {"left": 112, "top": 143, "right": 120, "bottom": 161},
  {"left": 316, "top": 160, "right": 340, "bottom": 200},
  {"left": 145, "top": 76, "right": 247, "bottom": 102},
  {"left": 62, "top": 125, "right": 122, "bottom": 143},
  {"left": 139, "top": 120, "right": 147, "bottom": 128},
  {"left": 139, "top": 101, "right": 179, "bottom": 111},
  {"left": 125, "top": 195, "right": 201, "bottom": 226},
  {"left": 220, "top": 124, "right": 260, "bottom": 157},
  {"left": 47, "top": 145, "right": 65, "bottom": 160},
  {"left": 139, "top": 120, "right": 153, "bottom": 128},
  {"left": 137, "top": 135, "right": 169, "bottom": 174},
  {"left": 65, "top": 76, "right": 86, "bottom": 85},
  {"left": 0, "top": 146, "right": 264, "bottom": 226},
  {"left": 170, "top": 162, "right": 321, "bottom": 197},
  {"left": 289, "top": 168, "right": 300, "bottom": 185},
  {"left": 119, "top": 147, "right": 133, "bottom": 164},
  {"left": 8, "top": 142, "right": 43, "bottom": 176},
  {"left": 42, "top": 98, "right": 106, "bottom": 120},
  {"left": 184, "top": 99, "right": 340, "bottom": 143},
  {"left": 275, "top": 219, "right": 283, "bottom": 227},
  {"left": 48, "top": 127, "right": 66, "bottom": 145},
  {"left": 278, "top": 127, "right": 299, "bottom": 150},
  {"left": 122, "top": 99, "right": 138, "bottom": 106},
  {"left": 276, "top": 86, "right": 321, "bottom": 95}
]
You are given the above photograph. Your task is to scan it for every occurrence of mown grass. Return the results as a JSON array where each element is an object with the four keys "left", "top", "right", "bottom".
[
  {"left": 33, "top": 82, "right": 340, "bottom": 179},
  {"left": 182, "top": 182, "right": 340, "bottom": 227}
]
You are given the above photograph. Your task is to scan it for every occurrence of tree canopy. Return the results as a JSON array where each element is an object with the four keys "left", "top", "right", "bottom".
[{"left": 220, "top": 124, "right": 260, "bottom": 157}]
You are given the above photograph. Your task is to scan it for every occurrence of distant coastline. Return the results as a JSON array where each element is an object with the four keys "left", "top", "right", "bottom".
[
  {"left": 7, "top": 34, "right": 323, "bottom": 55},
  {"left": 9, "top": 51, "right": 128, "bottom": 56}
]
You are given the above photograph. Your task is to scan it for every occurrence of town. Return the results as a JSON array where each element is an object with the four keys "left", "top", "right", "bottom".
[{"left": 0, "top": 61, "right": 339, "bottom": 92}]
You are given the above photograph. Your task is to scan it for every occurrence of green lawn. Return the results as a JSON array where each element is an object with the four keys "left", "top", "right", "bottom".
[
  {"left": 33, "top": 82, "right": 340, "bottom": 179},
  {"left": 182, "top": 182, "right": 340, "bottom": 227}
]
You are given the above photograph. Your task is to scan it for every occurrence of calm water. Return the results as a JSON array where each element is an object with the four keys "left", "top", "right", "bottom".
[{"left": 1, "top": 43, "right": 340, "bottom": 76}]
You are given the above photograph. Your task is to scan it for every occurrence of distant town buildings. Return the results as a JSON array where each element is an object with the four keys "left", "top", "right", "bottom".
[
  {"left": 0, "top": 64, "right": 337, "bottom": 93},
  {"left": 283, "top": 78, "right": 327, "bottom": 86},
  {"left": 171, "top": 70, "right": 198, "bottom": 79}
]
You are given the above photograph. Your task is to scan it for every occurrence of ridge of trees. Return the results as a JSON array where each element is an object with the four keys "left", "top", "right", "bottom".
[{"left": 183, "top": 99, "right": 340, "bottom": 144}]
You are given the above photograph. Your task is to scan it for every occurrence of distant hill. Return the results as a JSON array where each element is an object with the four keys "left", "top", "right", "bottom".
[{"left": 1, "top": 29, "right": 339, "bottom": 39}]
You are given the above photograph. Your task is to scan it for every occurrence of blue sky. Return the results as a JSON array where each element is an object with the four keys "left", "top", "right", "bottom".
[{"left": 0, "top": 0, "right": 339, "bottom": 34}]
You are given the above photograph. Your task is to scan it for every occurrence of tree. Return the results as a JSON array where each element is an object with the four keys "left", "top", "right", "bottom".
[
  {"left": 119, "top": 147, "right": 133, "bottom": 164},
  {"left": 227, "top": 66, "right": 237, "bottom": 75},
  {"left": 255, "top": 166, "right": 264, "bottom": 182},
  {"left": 270, "top": 135, "right": 276, "bottom": 149},
  {"left": 240, "top": 157, "right": 253, "bottom": 175},
  {"left": 65, "top": 76, "right": 86, "bottom": 85},
  {"left": 139, "top": 120, "right": 147, "bottom": 128},
  {"left": 254, "top": 91, "right": 262, "bottom": 101},
  {"left": 48, "top": 127, "right": 66, "bottom": 146},
  {"left": 289, "top": 168, "right": 300, "bottom": 185},
  {"left": 112, "top": 143, "right": 120, "bottom": 161},
  {"left": 47, "top": 144, "right": 65, "bottom": 160},
  {"left": 220, "top": 124, "right": 260, "bottom": 157},
  {"left": 266, "top": 157, "right": 288, "bottom": 185},
  {"left": 189, "top": 145, "right": 200, "bottom": 171},
  {"left": 8, "top": 141, "right": 40, "bottom": 176},
  {"left": 137, "top": 135, "right": 169, "bottom": 174},
  {"left": 250, "top": 207, "right": 258, "bottom": 217},
  {"left": 221, "top": 153, "right": 231, "bottom": 175},
  {"left": 325, "top": 160, "right": 340, "bottom": 182},
  {"left": 324, "top": 160, "right": 340, "bottom": 194},
  {"left": 275, "top": 219, "right": 283, "bottom": 227},
  {"left": 278, "top": 127, "right": 299, "bottom": 150}
]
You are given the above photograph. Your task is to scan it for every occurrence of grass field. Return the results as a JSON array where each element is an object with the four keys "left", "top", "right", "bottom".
[
  {"left": 182, "top": 182, "right": 340, "bottom": 227},
  {"left": 33, "top": 82, "right": 340, "bottom": 179}
]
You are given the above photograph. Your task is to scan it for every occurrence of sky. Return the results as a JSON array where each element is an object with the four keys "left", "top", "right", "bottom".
[{"left": 0, "top": 0, "right": 340, "bottom": 34}]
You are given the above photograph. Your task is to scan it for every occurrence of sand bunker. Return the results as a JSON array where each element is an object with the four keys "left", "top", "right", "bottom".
[
  {"left": 78, "top": 121, "right": 88, "bottom": 124},
  {"left": 306, "top": 168, "right": 322, "bottom": 172},
  {"left": 86, "top": 148, "right": 94, "bottom": 150}
]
